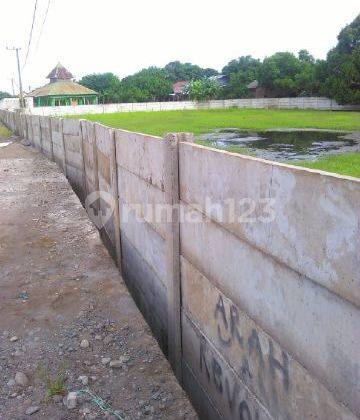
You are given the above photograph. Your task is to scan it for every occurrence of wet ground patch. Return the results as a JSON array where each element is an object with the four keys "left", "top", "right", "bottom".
[{"left": 199, "top": 129, "right": 360, "bottom": 161}]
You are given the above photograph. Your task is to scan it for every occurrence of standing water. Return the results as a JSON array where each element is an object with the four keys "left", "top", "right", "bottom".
[{"left": 199, "top": 129, "right": 359, "bottom": 161}]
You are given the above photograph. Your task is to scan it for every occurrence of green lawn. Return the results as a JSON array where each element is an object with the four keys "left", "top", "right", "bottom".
[
  {"left": 292, "top": 153, "right": 360, "bottom": 178},
  {"left": 73, "top": 108, "right": 360, "bottom": 178},
  {"left": 74, "top": 108, "right": 360, "bottom": 136},
  {"left": 0, "top": 124, "right": 11, "bottom": 138}
]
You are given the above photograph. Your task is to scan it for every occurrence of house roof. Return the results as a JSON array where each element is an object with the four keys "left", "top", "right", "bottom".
[
  {"left": 47, "top": 63, "right": 74, "bottom": 80},
  {"left": 209, "top": 74, "right": 228, "bottom": 87},
  {"left": 28, "top": 80, "right": 98, "bottom": 97},
  {"left": 172, "top": 80, "right": 188, "bottom": 94},
  {"left": 247, "top": 80, "right": 259, "bottom": 89}
]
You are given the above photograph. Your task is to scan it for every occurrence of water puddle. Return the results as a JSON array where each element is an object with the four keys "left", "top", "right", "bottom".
[{"left": 199, "top": 130, "right": 360, "bottom": 161}]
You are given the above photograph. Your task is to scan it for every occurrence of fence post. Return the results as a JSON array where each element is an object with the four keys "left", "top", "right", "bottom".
[
  {"left": 178, "top": 132, "right": 194, "bottom": 143},
  {"left": 22, "top": 114, "right": 27, "bottom": 141},
  {"left": 81, "top": 120, "right": 102, "bottom": 229},
  {"left": 109, "top": 129, "right": 122, "bottom": 273},
  {"left": 79, "top": 120, "right": 88, "bottom": 204},
  {"left": 39, "top": 116, "right": 44, "bottom": 154},
  {"left": 46, "top": 116, "right": 54, "bottom": 161},
  {"left": 164, "top": 132, "right": 182, "bottom": 382},
  {"left": 91, "top": 123, "right": 100, "bottom": 217},
  {"left": 59, "top": 118, "right": 67, "bottom": 177}
]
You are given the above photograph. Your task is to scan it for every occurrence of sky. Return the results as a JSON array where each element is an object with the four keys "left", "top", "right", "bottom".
[{"left": 0, "top": 0, "right": 359, "bottom": 94}]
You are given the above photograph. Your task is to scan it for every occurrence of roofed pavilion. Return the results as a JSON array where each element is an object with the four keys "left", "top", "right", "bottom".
[{"left": 29, "top": 63, "right": 99, "bottom": 107}]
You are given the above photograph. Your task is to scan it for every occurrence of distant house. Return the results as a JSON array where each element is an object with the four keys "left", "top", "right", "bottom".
[
  {"left": 170, "top": 80, "right": 189, "bottom": 101},
  {"left": 28, "top": 63, "right": 99, "bottom": 107},
  {"left": 247, "top": 80, "right": 267, "bottom": 98},
  {"left": 209, "top": 74, "right": 229, "bottom": 87}
]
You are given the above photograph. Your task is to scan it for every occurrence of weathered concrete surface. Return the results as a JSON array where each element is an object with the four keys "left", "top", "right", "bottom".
[
  {"left": 30, "top": 115, "right": 41, "bottom": 150},
  {"left": 81, "top": 120, "right": 98, "bottom": 199},
  {"left": 115, "top": 129, "right": 165, "bottom": 191},
  {"left": 181, "top": 256, "right": 356, "bottom": 419},
  {"left": 94, "top": 123, "right": 121, "bottom": 263},
  {"left": 62, "top": 118, "right": 86, "bottom": 201},
  {"left": 25, "top": 115, "right": 33, "bottom": 144},
  {"left": 182, "top": 314, "right": 272, "bottom": 420},
  {"left": 115, "top": 128, "right": 169, "bottom": 353},
  {"left": 0, "top": 137, "right": 196, "bottom": 419},
  {"left": 50, "top": 117, "right": 66, "bottom": 172},
  {"left": 20, "top": 114, "right": 27, "bottom": 139},
  {"left": 180, "top": 203, "right": 360, "bottom": 416},
  {"left": 39, "top": 116, "right": 53, "bottom": 159},
  {"left": 117, "top": 165, "right": 166, "bottom": 239},
  {"left": 179, "top": 142, "right": 360, "bottom": 308},
  {"left": 121, "top": 233, "right": 169, "bottom": 353}
]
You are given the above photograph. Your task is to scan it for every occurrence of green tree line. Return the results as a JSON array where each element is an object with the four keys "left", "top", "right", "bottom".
[{"left": 78, "top": 15, "right": 359, "bottom": 104}]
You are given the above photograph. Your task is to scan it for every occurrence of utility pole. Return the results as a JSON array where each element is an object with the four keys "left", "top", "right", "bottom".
[
  {"left": 11, "top": 78, "right": 15, "bottom": 96},
  {"left": 7, "top": 47, "right": 25, "bottom": 108}
]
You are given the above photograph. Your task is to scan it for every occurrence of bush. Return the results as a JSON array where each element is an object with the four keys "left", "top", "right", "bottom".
[{"left": 186, "top": 79, "right": 220, "bottom": 101}]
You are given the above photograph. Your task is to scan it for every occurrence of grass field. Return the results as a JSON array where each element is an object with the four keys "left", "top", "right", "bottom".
[
  {"left": 292, "top": 153, "right": 360, "bottom": 178},
  {"left": 74, "top": 108, "right": 360, "bottom": 178},
  {"left": 75, "top": 108, "right": 360, "bottom": 136},
  {"left": 0, "top": 124, "right": 11, "bottom": 138}
]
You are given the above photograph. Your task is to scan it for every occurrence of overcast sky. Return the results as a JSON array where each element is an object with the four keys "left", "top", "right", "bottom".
[{"left": 0, "top": 0, "right": 359, "bottom": 93}]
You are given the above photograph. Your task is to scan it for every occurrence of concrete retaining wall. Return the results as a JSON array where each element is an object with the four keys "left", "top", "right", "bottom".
[
  {"left": 3, "top": 97, "right": 359, "bottom": 116},
  {"left": 1, "top": 109, "right": 359, "bottom": 420},
  {"left": 115, "top": 128, "right": 169, "bottom": 352},
  {"left": 39, "top": 116, "right": 53, "bottom": 159},
  {"left": 62, "top": 119, "right": 86, "bottom": 202}
]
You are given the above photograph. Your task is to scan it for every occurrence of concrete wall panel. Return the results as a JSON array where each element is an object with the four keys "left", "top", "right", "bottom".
[
  {"left": 62, "top": 119, "right": 85, "bottom": 201},
  {"left": 25, "top": 115, "right": 33, "bottom": 145},
  {"left": 94, "top": 123, "right": 118, "bottom": 255},
  {"left": 81, "top": 120, "right": 97, "bottom": 195},
  {"left": 182, "top": 314, "right": 272, "bottom": 420},
  {"left": 50, "top": 118, "right": 65, "bottom": 172},
  {"left": 180, "top": 203, "right": 360, "bottom": 416},
  {"left": 39, "top": 116, "right": 53, "bottom": 159},
  {"left": 115, "top": 129, "right": 165, "bottom": 191},
  {"left": 117, "top": 165, "right": 166, "bottom": 239},
  {"left": 182, "top": 363, "right": 221, "bottom": 420},
  {"left": 20, "top": 114, "right": 27, "bottom": 139},
  {"left": 181, "top": 256, "right": 356, "bottom": 419},
  {"left": 179, "top": 142, "right": 360, "bottom": 307},
  {"left": 121, "top": 233, "right": 168, "bottom": 353},
  {"left": 31, "top": 115, "right": 41, "bottom": 150},
  {"left": 119, "top": 208, "right": 166, "bottom": 286}
]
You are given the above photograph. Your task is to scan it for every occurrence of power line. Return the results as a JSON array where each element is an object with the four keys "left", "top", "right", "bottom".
[
  {"left": 36, "top": 0, "right": 51, "bottom": 51},
  {"left": 23, "top": 0, "right": 39, "bottom": 69}
]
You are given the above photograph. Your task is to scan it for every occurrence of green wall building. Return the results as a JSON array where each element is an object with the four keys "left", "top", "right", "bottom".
[{"left": 29, "top": 63, "right": 99, "bottom": 107}]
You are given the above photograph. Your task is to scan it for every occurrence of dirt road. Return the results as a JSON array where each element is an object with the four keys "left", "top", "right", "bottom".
[{"left": 0, "top": 135, "right": 196, "bottom": 419}]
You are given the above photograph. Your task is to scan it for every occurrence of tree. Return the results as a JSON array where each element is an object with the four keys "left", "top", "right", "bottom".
[
  {"left": 298, "top": 49, "right": 315, "bottom": 63},
  {"left": 259, "top": 52, "right": 301, "bottom": 90},
  {"left": 319, "top": 14, "right": 360, "bottom": 104},
  {"left": 113, "top": 67, "right": 173, "bottom": 103},
  {"left": 164, "top": 61, "right": 217, "bottom": 82},
  {"left": 78, "top": 73, "right": 120, "bottom": 103},
  {"left": 222, "top": 56, "right": 261, "bottom": 76},
  {"left": 257, "top": 51, "right": 319, "bottom": 97},
  {"left": 221, "top": 56, "right": 261, "bottom": 98},
  {"left": 0, "top": 91, "right": 12, "bottom": 100},
  {"left": 186, "top": 78, "right": 220, "bottom": 101}
]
